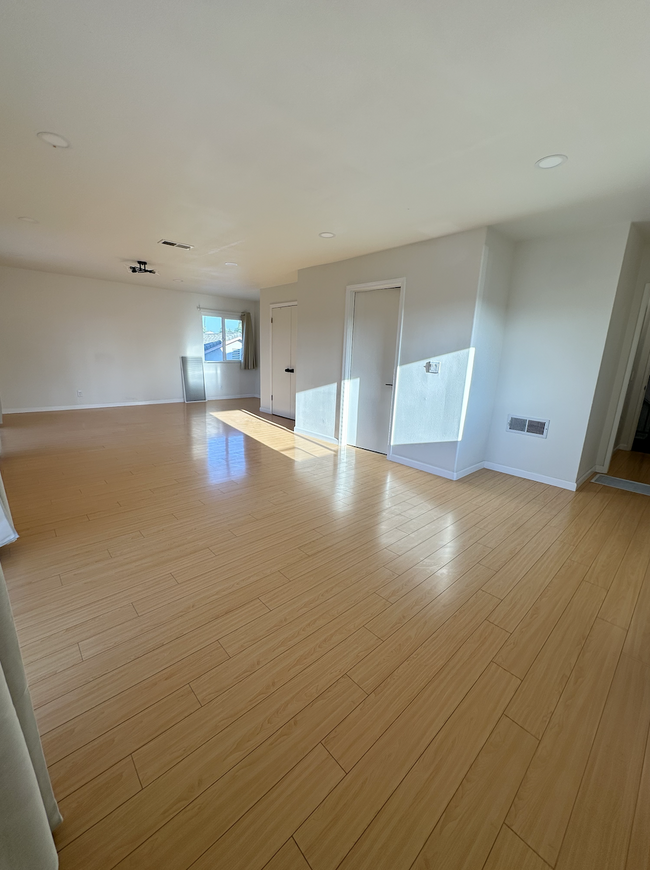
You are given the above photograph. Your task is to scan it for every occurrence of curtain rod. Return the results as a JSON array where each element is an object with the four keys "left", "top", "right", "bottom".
[{"left": 196, "top": 305, "right": 248, "bottom": 315}]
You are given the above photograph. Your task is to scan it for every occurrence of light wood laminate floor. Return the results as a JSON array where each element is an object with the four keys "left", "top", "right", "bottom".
[
  {"left": 610, "top": 446, "right": 650, "bottom": 485},
  {"left": 1, "top": 399, "right": 649, "bottom": 870}
]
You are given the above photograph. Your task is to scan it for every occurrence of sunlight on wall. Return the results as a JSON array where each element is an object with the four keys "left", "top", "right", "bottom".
[
  {"left": 295, "top": 383, "right": 338, "bottom": 440},
  {"left": 211, "top": 410, "right": 336, "bottom": 461},
  {"left": 340, "top": 377, "right": 359, "bottom": 447},
  {"left": 391, "top": 349, "right": 475, "bottom": 445}
]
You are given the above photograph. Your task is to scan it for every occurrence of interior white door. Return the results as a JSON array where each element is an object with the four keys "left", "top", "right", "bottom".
[
  {"left": 348, "top": 288, "right": 400, "bottom": 454},
  {"left": 271, "top": 305, "right": 297, "bottom": 419}
]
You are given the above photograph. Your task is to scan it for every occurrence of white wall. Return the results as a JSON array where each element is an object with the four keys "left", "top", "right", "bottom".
[
  {"left": 260, "top": 222, "right": 645, "bottom": 490},
  {"left": 0, "top": 265, "right": 259, "bottom": 412},
  {"left": 261, "top": 229, "right": 488, "bottom": 473},
  {"left": 615, "top": 244, "right": 650, "bottom": 449},
  {"left": 455, "top": 228, "right": 513, "bottom": 474},
  {"left": 486, "top": 223, "right": 631, "bottom": 487},
  {"left": 578, "top": 227, "right": 650, "bottom": 480}
]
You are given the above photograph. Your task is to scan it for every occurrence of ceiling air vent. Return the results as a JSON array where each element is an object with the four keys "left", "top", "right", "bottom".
[
  {"left": 507, "top": 415, "right": 549, "bottom": 438},
  {"left": 158, "top": 239, "right": 194, "bottom": 250}
]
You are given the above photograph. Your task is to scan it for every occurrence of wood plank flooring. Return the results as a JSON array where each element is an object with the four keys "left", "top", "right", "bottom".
[
  {"left": 1, "top": 399, "right": 649, "bottom": 870},
  {"left": 610, "top": 447, "right": 650, "bottom": 484}
]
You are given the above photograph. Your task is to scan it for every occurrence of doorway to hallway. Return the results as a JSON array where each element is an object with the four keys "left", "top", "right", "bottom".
[{"left": 632, "top": 377, "right": 650, "bottom": 453}]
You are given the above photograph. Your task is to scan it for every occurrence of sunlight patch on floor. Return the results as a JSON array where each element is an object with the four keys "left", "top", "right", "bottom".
[{"left": 211, "top": 410, "right": 337, "bottom": 461}]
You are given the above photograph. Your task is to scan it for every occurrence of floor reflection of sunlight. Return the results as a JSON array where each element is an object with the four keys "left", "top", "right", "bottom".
[
  {"left": 207, "top": 432, "right": 246, "bottom": 483},
  {"left": 211, "top": 410, "right": 337, "bottom": 461}
]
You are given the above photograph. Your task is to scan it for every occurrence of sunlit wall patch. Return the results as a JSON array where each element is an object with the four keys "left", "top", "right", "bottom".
[{"left": 391, "top": 348, "right": 476, "bottom": 446}]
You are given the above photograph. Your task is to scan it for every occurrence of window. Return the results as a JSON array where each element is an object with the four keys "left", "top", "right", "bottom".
[{"left": 202, "top": 314, "right": 243, "bottom": 362}]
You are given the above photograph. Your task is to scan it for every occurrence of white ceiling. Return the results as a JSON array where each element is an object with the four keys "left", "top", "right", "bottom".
[{"left": 2, "top": 0, "right": 650, "bottom": 301}]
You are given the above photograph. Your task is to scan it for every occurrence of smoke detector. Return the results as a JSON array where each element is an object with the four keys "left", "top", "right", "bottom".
[{"left": 129, "top": 261, "right": 156, "bottom": 274}]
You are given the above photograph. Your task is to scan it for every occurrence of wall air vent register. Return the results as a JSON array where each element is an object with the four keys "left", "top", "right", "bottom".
[
  {"left": 158, "top": 239, "right": 194, "bottom": 250},
  {"left": 507, "top": 415, "right": 550, "bottom": 438}
]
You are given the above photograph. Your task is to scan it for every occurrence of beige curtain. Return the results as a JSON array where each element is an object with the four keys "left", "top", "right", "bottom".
[
  {"left": 0, "top": 471, "right": 18, "bottom": 548},
  {"left": 0, "top": 473, "right": 62, "bottom": 869},
  {"left": 241, "top": 311, "right": 257, "bottom": 370}
]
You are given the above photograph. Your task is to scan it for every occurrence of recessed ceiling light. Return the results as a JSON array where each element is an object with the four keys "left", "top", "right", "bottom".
[
  {"left": 18, "top": 216, "right": 38, "bottom": 223},
  {"left": 535, "top": 154, "right": 567, "bottom": 169},
  {"left": 224, "top": 262, "right": 238, "bottom": 266},
  {"left": 319, "top": 232, "right": 336, "bottom": 238},
  {"left": 37, "top": 131, "right": 70, "bottom": 148}
]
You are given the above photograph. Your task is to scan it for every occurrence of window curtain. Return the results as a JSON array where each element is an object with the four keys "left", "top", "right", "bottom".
[
  {"left": 241, "top": 311, "right": 257, "bottom": 370},
  {"left": 0, "top": 470, "right": 18, "bottom": 548},
  {"left": 0, "top": 472, "right": 62, "bottom": 870}
]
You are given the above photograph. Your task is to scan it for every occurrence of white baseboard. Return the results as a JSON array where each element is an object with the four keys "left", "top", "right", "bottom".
[
  {"left": 3, "top": 394, "right": 261, "bottom": 414},
  {"left": 388, "top": 454, "right": 467, "bottom": 480},
  {"left": 293, "top": 426, "right": 339, "bottom": 446},
  {"left": 575, "top": 466, "right": 598, "bottom": 489},
  {"left": 390, "top": 455, "right": 578, "bottom": 491},
  {"left": 484, "top": 462, "right": 577, "bottom": 491},
  {"left": 3, "top": 398, "right": 184, "bottom": 413},
  {"left": 575, "top": 464, "right": 609, "bottom": 489},
  {"left": 206, "top": 394, "right": 260, "bottom": 401},
  {"left": 453, "top": 461, "right": 487, "bottom": 479},
  {"left": 259, "top": 406, "right": 272, "bottom": 414}
]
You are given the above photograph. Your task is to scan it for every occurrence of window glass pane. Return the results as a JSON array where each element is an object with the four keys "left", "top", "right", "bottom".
[
  {"left": 203, "top": 315, "right": 223, "bottom": 361},
  {"left": 224, "top": 318, "right": 243, "bottom": 361}
]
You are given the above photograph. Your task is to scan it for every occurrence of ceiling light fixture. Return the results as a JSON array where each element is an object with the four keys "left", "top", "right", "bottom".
[
  {"left": 535, "top": 154, "right": 567, "bottom": 169},
  {"left": 129, "top": 260, "right": 156, "bottom": 274},
  {"left": 224, "top": 262, "right": 238, "bottom": 266},
  {"left": 319, "top": 232, "right": 335, "bottom": 238},
  {"left": 18, "top": 216, "right": 38, "bottom": 223},
  {"left": 37, "top": 131, "right": 70, "bottom": 148}
]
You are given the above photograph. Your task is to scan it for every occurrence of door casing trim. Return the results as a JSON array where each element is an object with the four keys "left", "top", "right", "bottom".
[{"left": 339, "top": 279, "right": 406, "bottom": 458}]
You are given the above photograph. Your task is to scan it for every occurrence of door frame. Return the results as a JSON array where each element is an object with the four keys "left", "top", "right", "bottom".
[
  {"left": 269, "top": 301, "right": 297, "bottom": 418},
  {"left": 609, "top": 282, "right": 650, "bottom": 458},
  {"left": 339, "top": 278, "right": 406, "bottom": 457}
]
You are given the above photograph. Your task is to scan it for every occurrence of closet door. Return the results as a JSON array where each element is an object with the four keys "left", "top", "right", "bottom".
[
  {"left": 348, "top": 288, "right": 400, "bottom": 454},
  {"left": 271, "top": 305, "right": 297, "bottom": 419}
]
